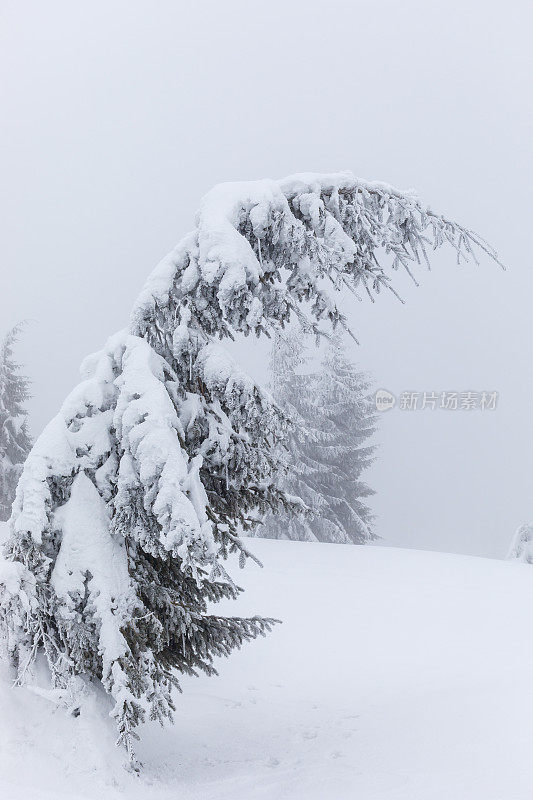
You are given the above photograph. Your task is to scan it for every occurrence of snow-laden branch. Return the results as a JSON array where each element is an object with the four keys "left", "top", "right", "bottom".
[{"left": 132, "top": 171, "right": 503, "bottom": 344}]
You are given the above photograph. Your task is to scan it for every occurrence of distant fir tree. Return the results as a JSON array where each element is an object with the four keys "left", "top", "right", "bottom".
[
  {"left": 0, "top": 325, "right": 32, "bottom": 522},
  {"left": 255, "top": 332, "right": 376, "bottom": 544},
  {"left": 312, "top": 335, "right": 376, "bottom": 543},
  {"left": 253, "top": 330, "right": 320, "bottom": 542},
  {"left": 0, "top": 172, "right": 502, "bottom": 765},
  {"left": 507, "top": 523, "right": 533, "bottom": 563}
]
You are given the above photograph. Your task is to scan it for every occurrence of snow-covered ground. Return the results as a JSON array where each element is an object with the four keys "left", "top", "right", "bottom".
[{"left": 2, "top": 537, "right": 533, "bottom": 799}]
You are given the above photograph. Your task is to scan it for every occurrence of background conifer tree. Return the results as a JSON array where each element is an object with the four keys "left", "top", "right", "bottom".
[
  {"left": 507, "top": 523, "right": 533, "bottom": 563},
  {"left": 311, "top": 334, "right": 376, "bottom": 543},
  {"left": 0, "top": 324, "right": 32, "bottom": 522},
  {"left": 254, "top": 330, "right": 321, "bottom": 542},
  {"left": 255, "top": 331, "right": 376, "bottom": 543}
]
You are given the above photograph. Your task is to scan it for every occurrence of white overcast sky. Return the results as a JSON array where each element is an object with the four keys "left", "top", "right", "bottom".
[{"left": 1, "top": 0, "right": 532, "bottom": 557}]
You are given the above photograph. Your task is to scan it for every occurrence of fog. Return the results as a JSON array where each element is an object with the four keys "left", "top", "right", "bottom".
[{"left": 1, "top": 0, "right": 532, "bottom": 557}]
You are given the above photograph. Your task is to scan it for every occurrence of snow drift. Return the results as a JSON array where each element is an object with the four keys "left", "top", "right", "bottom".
[{"left": 2, "top": 538, "right": 533, "bottom": 800}]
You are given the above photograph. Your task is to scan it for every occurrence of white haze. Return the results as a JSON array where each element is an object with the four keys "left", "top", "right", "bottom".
[{"left": 1, "top": 0, "right": 532, "bottom": 558}]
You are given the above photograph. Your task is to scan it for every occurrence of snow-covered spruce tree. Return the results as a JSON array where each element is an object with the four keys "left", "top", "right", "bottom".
[
  {"left": 255, "top": 331, "right": 376, "bottom": 543},
  {"left": 0, "top": 173, "right": 502, "bottom": 762},
  {"left": 310, "top": 334, "right": 377, "bottom": 543},
  {"left": 507, "top": 523, "right": 533, "bottom": 563},
  {"left": 252, "top": 330, "right": 322, "bottom": 542},
  {"left": 0, "top": 324, "right": 32, "bottom": 522}
]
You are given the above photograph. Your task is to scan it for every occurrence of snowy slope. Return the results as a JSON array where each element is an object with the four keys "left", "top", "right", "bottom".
[{"left": 2, "top": 539, "right": 533, "bottom": 800}]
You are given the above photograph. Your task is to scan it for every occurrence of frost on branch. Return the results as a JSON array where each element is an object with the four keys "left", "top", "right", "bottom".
[{"left": 0, "top": 172, "right": 502, "bottom": 761}]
